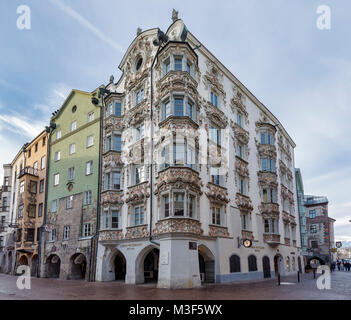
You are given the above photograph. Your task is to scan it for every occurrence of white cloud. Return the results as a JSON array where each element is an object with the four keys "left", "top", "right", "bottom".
[{"left": 50, "top": 0, "right": 124, "bottom": 53}]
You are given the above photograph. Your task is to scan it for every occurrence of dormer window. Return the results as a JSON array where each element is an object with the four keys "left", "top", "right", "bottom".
[{"left": 135, "top": 57, "right": 143, "bottom": 72}]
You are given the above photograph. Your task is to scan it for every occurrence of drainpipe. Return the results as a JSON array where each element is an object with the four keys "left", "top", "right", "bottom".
[
  {"left": 38, "top": 123, "right": 55, "bottom": 277},
  {"left": 149, "top": 42, "right": 163, "bottom": 247},
  {"left": 89, "top": 91, "right": 104, "bottom": 282}
]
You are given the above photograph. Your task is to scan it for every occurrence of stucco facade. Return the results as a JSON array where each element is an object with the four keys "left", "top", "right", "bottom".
[
  {"left": 15, "top": 130, "right": 49, "bottom": 276},
  {"left": 41, "top": 89, "right": 101, "bottom": 281},
  {"left": 95, "top": 16, "right": 304, "bottom": 289}
]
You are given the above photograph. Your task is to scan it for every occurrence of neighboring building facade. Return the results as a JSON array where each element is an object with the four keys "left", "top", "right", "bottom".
[
  {"left": 338, "top": 247, "right": 351, "bottom": 260},
  {"left": 295, "top": 169, "right": 308, "bottom": 257},
  {"left": 0, "top": 164, "right": 12, "bottom": 270},
  {"left": 1, "top": 149, "right": 26, "bottom": 274},
  {"left": 305, "top": 195, "right": 335, "bottom": 265},
  {"left": 15, "top": 130, "right": 49, "bottom": 276},
  {"left": 41, "top": 89, "right": 101, "bottom": 281},
  {"left": 95, "top": 14, "right": 303, "bottom": 289}
]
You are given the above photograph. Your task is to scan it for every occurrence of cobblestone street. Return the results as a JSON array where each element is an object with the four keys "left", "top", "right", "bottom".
[{"left": 0, "top": 271, "right": 350, "bottom": 300}]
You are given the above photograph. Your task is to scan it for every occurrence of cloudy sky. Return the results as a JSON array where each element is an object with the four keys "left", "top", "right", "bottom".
[{"left": 0, "top": 0, "right": 350, "bottom": 245}]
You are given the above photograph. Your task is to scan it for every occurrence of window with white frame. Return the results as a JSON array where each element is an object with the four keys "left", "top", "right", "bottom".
[
  {"left": 20, "top": 181, "right": 25, "bottom": 193},
  {"left": 135, "top": 123, "right": 144, "bottom": 141},
  {"left": 48, "top": 228, "right": 56, "bottom": 242},
  {"left": 82, "top": 223, "right": 91, "bottom": 237},
  {"left": 86, "top": 135, "right": 94, "bottom": 148},
  {"left": 159, "top": 95, "right": 196, "bottom": 122},
  {"left": 86, "top": 161, "right": 93, "bottom": 175},
  {"left": 135, "top": 88, "right": 144, "bottom": 105},
  {"left": 68, "top": 167, "right": 74, "bottom": 181},
  {"left": 188, "top": 194, "right": 196, "bottom": 218},
  {"left": 52, "top": 200, "right": 58, "bottom": 213},
  {"left": 18, "top": 204, "right": 24, "bottom": 218},
  {"left": 210, "top": 166, "right": 220, "bottom": 185},
  {"left": 54, "top": 151, "right": 61, "bottom": 162},
  {"left": 111, "top": 210, "right": 119, "bottom": 229},
  {"left": 134, "top": 165, "right": 146, "bottom": 185},
  {"left": 262, "top": 188, "right": 277, "bottom": 203},
  {"left": 41, "top": 156, "right": 46, "bottom": 170},
  {"left": 261, "top": 157, "right": 276, "bottom": 172},
  {"left": 105, "top": 134, "right": 122, "bottom": 152},
  {"left": 264, "top": 218, "right": 278, "bottom": 234},
  {"left": 134, "top": 205, "right": 145, "bottom": 226},
  {"left": 260, "top": 130, "right": 275, "bottom": 145},
  {"left": 241, "top": 213, "right": 249, "bottom": 230},
  {"left": 69, "top": 143, "right": 76, "bottom": 155},
  {"left": 66, "top": 195, "right": 73, "bottom": 209},
  {"left": 163, "top": 57, "right": 171, "bottom": 76},
  {"left": 107, "top": 101, "right": 122, "bottom": 117},
  {"left": 212, "top": 206, "right": 221, "bottom": 225},
  {"left": 63, "top": 226, "right": 70, "bottom": 240},
  {"left": 211, "top": 92, "right": 218, "bottom": 107},
  {"left": 56, "top": 130, "right": 61, "bottom": 140},
  {"left": 174, "top": 56, "right": 183, "bottom": 71},
  {"left": 209, "top": 125, "right": 221, "bottom": 146},
  {"left": 284, "top": 223, "right": 290, "bottom": 238},
  {"left": 87, "top": 111, "right": 95, "bottom": 123},
  {"left": 238, "top": 176, "right": 247, "bottom": 195},
  {"left": 70, "top": 121, "right": 77, "bottom": 132},
  {"left": 173, "top": 193, "right": 185, "bottom": 216},
  {"left": 84, "top": 190, "right": 92, "bottom": 205},
  {"left": 237, "top": 112, "right": 244, "bottom": 128},
  {"left": 236, "top": 143, "right": 245, "bottom": 160},
  {"left": 54, "top": 173, "right": 59, "bottom": 186},
  {"left": 163, "top": 194, "right": 170, "bottom": 218}
]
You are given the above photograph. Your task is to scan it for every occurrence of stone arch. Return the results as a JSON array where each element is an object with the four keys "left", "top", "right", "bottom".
[
  {"left": 229, "top": 254, "right": 241, "bottom": 273},
  {"left": 31, "top": 254, "right": 38, "bottom": 277},
  {"left": 248, "top": 254, "right": 258, "bottom": 272},
  {"left": 198, "top": 244, "right": 215, "bottom": 283},
  {"left": 274, "top": 254, "right": 284, "bottom": 276},
  {"left": 108, "top": 249, "right": 127, "bottom": 281},
  {"left": 45, "top": 254, "right": 61, "bottom": 278},
  {"left": 1, "top": 254, "right": 6, "bottom": 273},
  {"left": 262, "top": 255, "right": 271, "bottom": 278},
  {"left": 307, "top": 256, "right": 325, "bottom": 266},
  {"left": 68, "top": 253, "right": 87, "bottom": 280},
  {"left": 18, "top": 255, "right": 28, "bottom": 266},
  {"left": 7, "top": 251, "right": 13, "bottom": 274},
  {"left": 135, "top": 245, "right": 159, "bottom": 284}
]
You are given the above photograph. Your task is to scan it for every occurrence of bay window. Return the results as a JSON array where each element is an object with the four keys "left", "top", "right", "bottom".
[
  {"left": 264, "top": 218, "right": 278, "bottom": 234},
  {"left": 174, "top": 57, "right": 183, "bottom": 71},
  {"left": 105, "top": 134, "right": 122, "bottom": 152},
  {"left": 135, "top": 123, "right": 145, "bottom": 141},
  {"left": 160, "top": 94, "right": 197, "bottom": 122},
  {"left": 107, "top": 101, "right": 122, "bottom": 117},
  {"left": 261, "top": 157, "right": 276, "bottom": 172},
  {"left": 188, "top": 194, "right": 196, "bottom": 218},
  {"left": 134, "top": 165, "right": 146, "bottom": 185},
  {"left": 173, "top": 193, "right": 185, "bottom": 216},
  {"left": 262, "top": 188, "right": 277, "bottom": 203},
  {"left": 260, "top": 130, "right": 275, "bottom": 145},
  {"left": 102, "top": 209, "right": 121, "bottom": 230}
]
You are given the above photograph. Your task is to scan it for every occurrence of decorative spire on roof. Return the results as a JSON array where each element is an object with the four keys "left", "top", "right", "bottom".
[
  {"left": 172, "top": 9, "right": 179, "bottom": 22},
  {"left": 137, "top": 27, "right": 142, "bottom": 36}
]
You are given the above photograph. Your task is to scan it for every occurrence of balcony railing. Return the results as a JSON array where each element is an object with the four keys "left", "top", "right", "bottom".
[
  {"left": 263, "top": 233, "right": 280, "bottom": 246},
  {"left": 18, "top": 167, "right": 39, "bottom": 179}
]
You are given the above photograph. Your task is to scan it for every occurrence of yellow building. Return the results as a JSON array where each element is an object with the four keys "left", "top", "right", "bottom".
[{"left": 16, "top": 130, "right": 49, "bottom": 276}]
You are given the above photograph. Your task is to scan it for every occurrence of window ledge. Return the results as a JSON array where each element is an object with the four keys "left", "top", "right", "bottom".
[
  {"left": 78, "top": 236, "right": 93, "bottom": 241},
  {"left": 128, "top": 181, "right": 148, "bottom": 189}
]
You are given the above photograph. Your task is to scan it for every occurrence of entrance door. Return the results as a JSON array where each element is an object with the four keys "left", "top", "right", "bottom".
[
  {"left": 263, "top": 256, "right": 271, "bottom": 278},
  {"left": 114, "top": 255, "right": 126, "bottom": 281}
]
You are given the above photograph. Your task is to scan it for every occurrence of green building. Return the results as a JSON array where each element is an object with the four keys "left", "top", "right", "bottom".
[{"left": 41, "top": 88, "right": 101, "bottom": 281}]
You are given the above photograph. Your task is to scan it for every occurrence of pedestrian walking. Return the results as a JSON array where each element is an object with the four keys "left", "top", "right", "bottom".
[{"left": 337, "top": 260, "right": 341, "bottom": 271}]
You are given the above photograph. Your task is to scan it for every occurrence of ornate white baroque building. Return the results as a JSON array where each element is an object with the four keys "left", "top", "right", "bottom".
[{"left": 95, "top": 14, "right": 303, "bottom": 289}]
